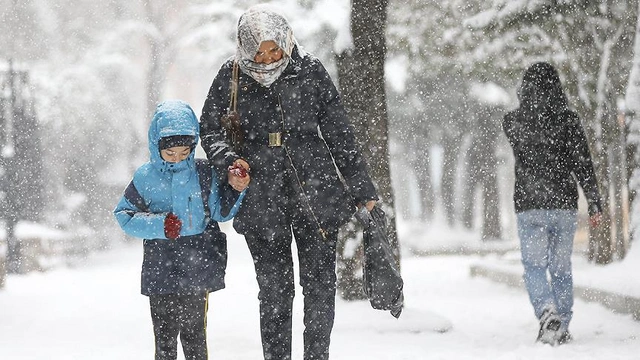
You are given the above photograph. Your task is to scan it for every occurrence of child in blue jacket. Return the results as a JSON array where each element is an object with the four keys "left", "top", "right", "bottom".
[{"left": 114, "top": 99, "right": 246, "bottom": 360}]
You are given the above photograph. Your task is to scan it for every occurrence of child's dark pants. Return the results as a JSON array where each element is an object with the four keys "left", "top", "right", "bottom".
[{"left": 149, "top": 293, "right": 209, "bottom": 360}]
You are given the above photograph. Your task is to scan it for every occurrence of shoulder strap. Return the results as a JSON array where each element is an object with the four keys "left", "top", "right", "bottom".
[
  {"left": 124, "top": 181, "right": 149, "bottom": 212},
  {"left": 229, "top": 61, "right": 239, "bottom": 113},
  {"left": 195, "top": 159, "right": 213, "bottom": 218}
]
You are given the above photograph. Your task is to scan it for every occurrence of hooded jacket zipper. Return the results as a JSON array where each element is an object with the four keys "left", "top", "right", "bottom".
[{"left": 188, "top": 196, "right": 193, "bottom": 229}]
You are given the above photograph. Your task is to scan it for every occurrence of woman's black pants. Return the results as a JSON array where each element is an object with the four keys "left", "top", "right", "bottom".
[{"left": 244, "top": 212, "right": 338, "bottom": 360}]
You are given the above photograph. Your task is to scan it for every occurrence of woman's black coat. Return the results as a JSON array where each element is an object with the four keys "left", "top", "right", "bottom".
[{"left": 200, "top": 51, "right": 377, "bottom": 235}]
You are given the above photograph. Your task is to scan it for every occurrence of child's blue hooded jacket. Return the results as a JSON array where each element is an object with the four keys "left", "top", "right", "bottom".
[{"left": 114, "top": 99, "right": 245, "bottom": 295}]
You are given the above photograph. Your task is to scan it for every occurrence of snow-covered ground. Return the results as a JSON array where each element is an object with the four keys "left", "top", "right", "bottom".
[{"left": 1, "top": 221, "right": 639, "bottom": 360}]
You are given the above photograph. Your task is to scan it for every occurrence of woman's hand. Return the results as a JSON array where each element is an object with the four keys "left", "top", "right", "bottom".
[
  {"left": 589, "top": 212, "right": 602, "bottom": 227},
  {"left": 363, "top": 200, "right": 376, "bottom": 212},
  {"left": 228, "top": 159, "right": 251, "bottom": 192}
]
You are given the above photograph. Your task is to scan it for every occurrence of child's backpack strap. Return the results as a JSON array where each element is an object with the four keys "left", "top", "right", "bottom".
[
  {"left": 195, "top": 159, "right": 213, "bottom": 218},
  {"left": 124, "top": 181, "right": 149, "bottom": 212}
]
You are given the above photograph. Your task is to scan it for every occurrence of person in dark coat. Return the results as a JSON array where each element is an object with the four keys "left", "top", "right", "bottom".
[
  {"left": 503, "top": 62, "right": 603, "bottom": 346},
  {"left": 114, "top": 100, "right": 246, "bottom": 360},
  {"left": 199, "top": 5, "right": 378, "bottom": 360}
]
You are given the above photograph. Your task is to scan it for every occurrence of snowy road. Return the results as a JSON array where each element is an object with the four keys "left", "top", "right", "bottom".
[{"left": 1, "top": 224, "right": 639, "bottom": 359}]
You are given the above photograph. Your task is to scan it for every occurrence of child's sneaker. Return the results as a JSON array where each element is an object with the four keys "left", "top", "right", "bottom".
[{"left": 537, "top": 308, "right": 561, "bottom": 345}]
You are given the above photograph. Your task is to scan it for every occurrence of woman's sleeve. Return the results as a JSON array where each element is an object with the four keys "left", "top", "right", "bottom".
[
  {"left": 113, "top": 178, "right": 169, "bottom": 240},
  {"left": 312, "top": 59, "right": 378, "bottom": 204}
]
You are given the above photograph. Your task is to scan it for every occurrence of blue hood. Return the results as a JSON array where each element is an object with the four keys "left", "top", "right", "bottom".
[{"left": 148, "top": 100, "right": 199, "bottom": 171}]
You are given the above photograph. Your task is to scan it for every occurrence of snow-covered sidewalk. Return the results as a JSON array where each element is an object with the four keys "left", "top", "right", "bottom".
[
  {"left": 1, "top": 223, "right": 639, "bottom": 359},
  {"left": 403, "top": 218, "right": 640, "bottom": 321}
]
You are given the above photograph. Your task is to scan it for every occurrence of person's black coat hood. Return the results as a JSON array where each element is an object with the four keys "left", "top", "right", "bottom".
[{"left": 518, "top": 62, "right": 569, "bottom": 124}]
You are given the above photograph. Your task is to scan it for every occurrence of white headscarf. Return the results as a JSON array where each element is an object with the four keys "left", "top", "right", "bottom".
[{"left": 236, "top": 6, "right": 298, "bottom": 87}]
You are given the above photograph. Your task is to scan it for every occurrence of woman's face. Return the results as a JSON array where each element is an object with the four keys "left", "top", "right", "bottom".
[{"left": 254, "top": 40, "right": 283, "bottom": 64}]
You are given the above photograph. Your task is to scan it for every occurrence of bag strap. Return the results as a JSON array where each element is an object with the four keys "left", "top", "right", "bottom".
[
  {"left": 123, "top": 181, "right": 149, "bottom": 212},
  {"left": 228, "top": 61, "right": 239, "bottom": 114},
  {"left": 222, "top": 61, "right": 243, "bottom": 153}
]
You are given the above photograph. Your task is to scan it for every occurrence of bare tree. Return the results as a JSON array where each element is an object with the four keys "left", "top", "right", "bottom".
[
  {"left": 335, "top": 0, "right": 398, "bottom": 298},
  {"left": 462, "top": 103, "right": 503, "bottom": 240},
  {"left": 625, "top": 0, "right": 640, "bottom": 250}
]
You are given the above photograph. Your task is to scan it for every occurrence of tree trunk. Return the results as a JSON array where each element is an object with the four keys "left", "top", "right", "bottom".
[
  {"left": 482, "top": 169, "right": 502, "bottom": 240},
  {"left": 411, "top": 139, "right": 435, "bottom": 221},
  {"left": 137, "top": 0, "right": 175, "bottom": 171},
  {"left": 441, "top": 134, "right": 460, "bottom": 226},
  {"left": 335, "top": 50, "right": 365, "bottom": 300},
  {"left": 625, "top": 110, "right": 637, "bottom": 245},
  {"left": 335, "top": 0, "right": 397, "bottom": 299},
  {"left": 481, "top": 132, "right": 502, "bottom": 239},
  {"left": 586, "top": 102, "right": 613, "bottom": 265},
  {"left": 461, "top": 138, "right": 476, "bottom": 230},
  {"left": 612, "top": 110, "right": 628, "bottom": 259},
  {"left": 625, "top": 1, "right": 640, "bottom": 245},
  {"left": 143, "top": 1, "right": 165, "bottom": 121}
]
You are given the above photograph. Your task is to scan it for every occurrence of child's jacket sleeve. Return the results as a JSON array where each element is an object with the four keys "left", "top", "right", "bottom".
[
  {"left": 113, "top": 180, "right": 170, "bottom": 240},
  {"left": 208, "top": 169, "right": 246, "bottom": 223}
]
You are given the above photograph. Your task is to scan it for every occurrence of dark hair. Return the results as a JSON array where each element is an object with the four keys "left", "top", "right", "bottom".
[
  {"left": 158, "top": 135, "right": 196, "bottom": 150},
  {"left": 518, "top": 62, "right": 569, "bottom": 114}
]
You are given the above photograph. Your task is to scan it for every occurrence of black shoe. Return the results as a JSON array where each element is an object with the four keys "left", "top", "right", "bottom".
[
  {"left": 557, "top": 331, "right": 572, "bottom": 345},
  {"left": 537, "top": 308, "right": 561, "bottom": 345}
]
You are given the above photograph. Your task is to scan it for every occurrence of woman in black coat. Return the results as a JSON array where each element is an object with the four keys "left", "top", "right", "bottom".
[
  {"left": 503, "top": 62, "right": 602, "bottom": 346},
  {"left": 199, "top": 6, "right": 377, "bottom": 360}
]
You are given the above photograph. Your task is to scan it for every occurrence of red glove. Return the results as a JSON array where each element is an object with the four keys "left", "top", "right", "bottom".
[{"left": 164, "top": 213, "right": 182, "bottom": 240}]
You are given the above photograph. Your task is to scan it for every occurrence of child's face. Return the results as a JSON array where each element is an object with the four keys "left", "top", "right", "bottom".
[{"left": 160, "top": 146, "right": 192, "bottom": 163}]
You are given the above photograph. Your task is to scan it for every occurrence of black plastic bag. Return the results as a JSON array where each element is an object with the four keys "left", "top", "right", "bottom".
[{"left": 355, "top": 206, "right": 404, "bottom": 318}]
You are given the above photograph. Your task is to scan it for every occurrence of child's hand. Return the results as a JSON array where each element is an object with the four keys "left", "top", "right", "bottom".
[
  {"left": 164, "top": 213, "right": 182, "bottom": 240},
  {"left": 228, "top": 159, "right": 250, "bottom": 192},
  {"left": 229, "top": 163, "right": 248, "bottom": 177}
]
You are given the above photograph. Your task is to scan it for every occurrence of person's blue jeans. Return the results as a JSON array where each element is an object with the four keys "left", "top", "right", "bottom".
[{"left": 517, "top": 209, "right": 577, "bottom": 331}]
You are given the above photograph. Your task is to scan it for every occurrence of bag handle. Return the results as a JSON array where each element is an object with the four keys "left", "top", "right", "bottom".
[{"left": 221, "top": 61, "right": 243, "bottom": 152}]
